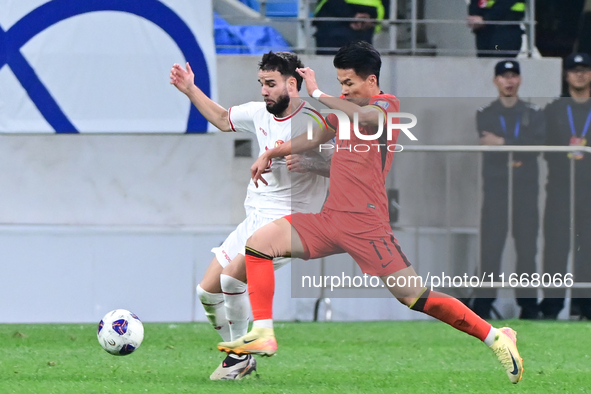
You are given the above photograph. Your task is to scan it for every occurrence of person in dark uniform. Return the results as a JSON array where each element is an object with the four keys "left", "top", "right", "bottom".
[
  {"left": 541, "top": 53, "right": 591, "bottom": 320},
  {"left": 467, "top": 0, "right": 525, "bottom": 57},
  {"left": 472, "top": 60, "right": 546, "bottom": 319},
  {"left": 313, "top": 0, "right": 384, "bottom": 55}
]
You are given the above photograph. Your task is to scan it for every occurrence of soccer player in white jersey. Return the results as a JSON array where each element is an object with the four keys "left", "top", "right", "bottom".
[{"left": 170, "top": 52, "right": 330, "bottom": 380}]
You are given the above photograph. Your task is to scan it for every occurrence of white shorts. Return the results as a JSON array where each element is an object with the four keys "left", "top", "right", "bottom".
[{"left": 211, "top": 211, "right": 291, "bottom": 270}]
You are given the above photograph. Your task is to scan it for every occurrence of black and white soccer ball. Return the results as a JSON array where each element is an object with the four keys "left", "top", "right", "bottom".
[{"left": 97, "top": 309, "right": 144, "bottom": 356}]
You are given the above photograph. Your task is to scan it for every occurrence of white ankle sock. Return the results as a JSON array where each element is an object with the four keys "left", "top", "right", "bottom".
[
  {"left": 196, "top": 285, "right": 231, "bottom": 342},
  {"left": 253, "top": 319, "right": 273, "bottom": 329},
  {"left": 484, "top": 326, "right": 497, "bottom": 347},
  {"left": 220, "top": 274, "right": 249, "bottom": 341}
]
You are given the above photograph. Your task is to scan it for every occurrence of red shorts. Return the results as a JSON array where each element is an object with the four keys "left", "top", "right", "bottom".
[{"left": 285, "top": 208, "right": 411, "bottom": 276}]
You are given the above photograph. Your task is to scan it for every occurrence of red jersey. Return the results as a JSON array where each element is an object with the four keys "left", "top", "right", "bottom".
[{"left": 323, "top": 94, "right": 400, "bottom": 219}]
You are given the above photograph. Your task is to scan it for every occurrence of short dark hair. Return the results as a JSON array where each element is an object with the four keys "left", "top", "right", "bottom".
[
  {"left": 333, "top": 41, "right": 381, "bottom": 85},
  {"left": 258, "top": 51, "right": 304, "bottom": 91}
]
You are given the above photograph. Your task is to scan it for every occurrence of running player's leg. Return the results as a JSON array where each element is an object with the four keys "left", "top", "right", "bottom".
[
  {"left": 382, "top": 266, "right": 493, "bottom": 342},
  {"left": 382, "top": 266, "right": 523, "bottom": 384},
  {"left": 217, "top": 217, "right": 306, "bottom": 356},
  {"left": 207, "top": 254, "right": 258, "bottom": 380},
  {"left": 196, "top": 258, "right": 229, "bottom": 341},
  {"left": 246, "top": 218, "right": 304, "bottom": 328},
  {"left": 345, "top": 222, "right": 523, "bottom": 384},
  {"left": 220, "top": 255, "right": 248, "bottom": 341},
  {"left": 205, "top": 216, "right": 259, "bottom": 380}
]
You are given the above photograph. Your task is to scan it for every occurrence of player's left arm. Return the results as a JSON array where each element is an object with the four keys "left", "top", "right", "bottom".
[
  {"left": 250, "top": 123, "right": 335, "bottom": 187},
  {"left": 296, "top": 67, "right": 387, "bottom": 127},
  {"left": 286, "top": 152, "right": 331, "bottom": 178}
]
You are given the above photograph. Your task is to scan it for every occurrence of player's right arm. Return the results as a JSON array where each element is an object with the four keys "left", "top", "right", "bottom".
[
  {"left": 170, "top": 62, "right": 231, "bottom": 132},
  {"left": 250, "top": 124, "right": 335, "bottom": 187},
  {"left": 286, "top": 152, "right": 332, "bottom": 178}
]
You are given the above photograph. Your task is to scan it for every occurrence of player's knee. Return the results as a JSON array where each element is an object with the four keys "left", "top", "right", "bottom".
[
  {"left": 196, "top": 284, "right": 208, "bottom": 302},
  {"left": 220, "top": 273, "right": 247, "bottom": 292},
  {"left": 221, "top": 263, "right": 247, "bottom": 283}
]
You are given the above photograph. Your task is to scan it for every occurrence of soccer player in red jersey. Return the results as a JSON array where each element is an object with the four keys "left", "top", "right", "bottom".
[{"left": 218, "top": 41, "right": 524, "bottom": 384}]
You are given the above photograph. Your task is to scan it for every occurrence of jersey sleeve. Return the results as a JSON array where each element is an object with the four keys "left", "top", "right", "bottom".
[
  {"left": 228, "top": 102, "right": 265, "bottom": 133},
  {"left": 364, "top": 95, "right": 400, "bottom": 134},
  {"left": 368, "top": 95, "right": 400, "bottom": 117}
]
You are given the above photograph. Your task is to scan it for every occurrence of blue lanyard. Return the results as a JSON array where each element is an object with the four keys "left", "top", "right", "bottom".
[
  {"left": 499, "top": 115, "right": 520, "bottom": 138},
  {"left": 567, "top": 105, "right": 591, "bottom": 138}
]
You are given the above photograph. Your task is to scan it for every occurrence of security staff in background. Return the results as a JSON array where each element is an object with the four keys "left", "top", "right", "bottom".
[
  {"left": 313, "top": 0, "right": 385, "bottom": 55},
  {"left": 467, "top": 0, "right": 525, "bottom": 57},
  {"left": 541, "top": 53, "right": 591, "bottom": 320},
  {"left": 472, "top": 60, "right": 546, "bottom": 320}
]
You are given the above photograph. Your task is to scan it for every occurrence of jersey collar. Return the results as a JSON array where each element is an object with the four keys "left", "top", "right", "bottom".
[{"left": 273, "top": 101, "right": 305, "bottom": 122}]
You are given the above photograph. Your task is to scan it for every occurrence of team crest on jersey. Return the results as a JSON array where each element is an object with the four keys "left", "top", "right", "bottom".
[
  {"left": 375, "top": 100, "right": 390, "bottom": 110},
  {"left": 275, "top": 140, "right": 284, "bottom": 147},
  {"left": 259, "top": 127, "right": 267, "bottom": 136}
]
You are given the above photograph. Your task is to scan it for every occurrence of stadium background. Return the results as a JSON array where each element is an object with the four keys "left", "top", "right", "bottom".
[{"left": 0, "top": 0, "right": 572, "bottom": 324}]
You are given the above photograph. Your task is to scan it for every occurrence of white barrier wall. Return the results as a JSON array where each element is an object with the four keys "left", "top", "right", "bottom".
[
  {"left": 0, "top": 0, "right": 215, "bottom": 133},
  {"left": 0, "top": 55, "right": 562, "bottom": 323}
]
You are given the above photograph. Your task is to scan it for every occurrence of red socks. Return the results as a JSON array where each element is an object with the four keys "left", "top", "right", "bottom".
[
  {"left": 244, "top": 247, "right": 275, "bottom": 321},
  {"left": 411, "top": 289, "right": 491, "bottom": 341}
]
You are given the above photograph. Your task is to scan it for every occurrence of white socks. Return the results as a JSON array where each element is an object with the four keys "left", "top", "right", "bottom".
[
  {"left": 220, "top": 274, "right": 249, "bottom": 341},
  {"left": 484, "top": 326, "right": 498, "bottom": 347},
  {"left": 196, "top": 285, "right": 231, "bottom": 342},
  {"left": 253, "top": 319, "right": 274, "bottom": 330}
]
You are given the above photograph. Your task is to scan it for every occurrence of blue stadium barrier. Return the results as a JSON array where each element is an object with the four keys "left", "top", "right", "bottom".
[
  {"left": 214, "top": 12, "right": 290, "bottom": 54},
  {"left": 237, "top": 0, "right": 298, "bottom": 17}
]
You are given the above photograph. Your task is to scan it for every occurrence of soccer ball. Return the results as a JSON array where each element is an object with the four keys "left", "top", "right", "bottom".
[{"left": 97, "top": 309, "right": 144, "bottom": 356}]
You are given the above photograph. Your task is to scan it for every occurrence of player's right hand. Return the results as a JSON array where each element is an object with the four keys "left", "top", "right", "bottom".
[
  {"left": 170, "top": 62, "right": 195, "bottom": 94},
  {"left": 296, "top": 67, "right": 319, "bottom": 98},
  {"left": 251, "top": 154, "right": 270, "bottom": 188}
]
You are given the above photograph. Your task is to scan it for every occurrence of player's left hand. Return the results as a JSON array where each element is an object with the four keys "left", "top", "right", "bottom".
[
  {"left": 251, "top": 153, "right": 270, "bottom": 188},
  {"left": 170, "top": 62, "right": 195, "bottom": 95},
  {"left": 296, "top": 67, "right": 319, "bottom": 98},
  {"left": 286, "top": 154, "right": 309, "bottom": 173}
]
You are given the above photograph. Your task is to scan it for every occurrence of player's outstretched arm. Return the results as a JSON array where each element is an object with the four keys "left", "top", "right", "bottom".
[
  {"left": 296, "top": 67, "right": 384, "bottom": 127},
  {"left": 170, "top": 62, "right": 231, "bottom": 131}
]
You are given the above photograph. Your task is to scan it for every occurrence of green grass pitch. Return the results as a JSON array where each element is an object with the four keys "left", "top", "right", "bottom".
[{"left": 0, "top": 320, "right": 589, "bottom": 393}]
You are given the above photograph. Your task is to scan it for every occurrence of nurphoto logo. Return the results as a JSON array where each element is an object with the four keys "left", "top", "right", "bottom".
[{"left": 304, "top": 108, "right": 418, "bottom": 153}]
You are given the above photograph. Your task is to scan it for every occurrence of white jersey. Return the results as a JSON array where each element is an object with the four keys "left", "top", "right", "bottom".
[{"left": 228, "top": 100, "right": 330, "bottom": 218}]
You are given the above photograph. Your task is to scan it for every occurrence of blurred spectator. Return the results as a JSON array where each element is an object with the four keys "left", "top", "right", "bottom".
[
  {"left": 313, "top": 0, "right": 385, "bottom": 55},
  {"left": 541, "top": 53, "right": 591, "bottom": 320},
  {"left": 467, "top": 0, "right": 525, "bottom": 57},
  {"left": 472, "top": 60, "right": 546, "bottom": 319}
]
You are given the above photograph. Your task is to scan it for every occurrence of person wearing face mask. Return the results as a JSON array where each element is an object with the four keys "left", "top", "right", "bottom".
[
  {"left": 541, "top": 53, "right": 591, "bottom": 320},
  {"left": 471, "top": 60, "right": 546, "bottom": 320}
]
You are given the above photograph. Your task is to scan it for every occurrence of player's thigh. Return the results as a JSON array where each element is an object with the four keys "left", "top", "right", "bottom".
[
  {"left": 199, "top": 257, "right": 224, "bottom": 293},
  {"left": 381, "top": 265, "right": 425, "bottom": 305},
  {"left": 221, "top": 253, "right": 247, "bottom": 283},
  {"left": 247, "top": 217, "right": 305, "bottom": 258},
  {"left": 343, "top": 224, "right": 411, "bottom": 277}
]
